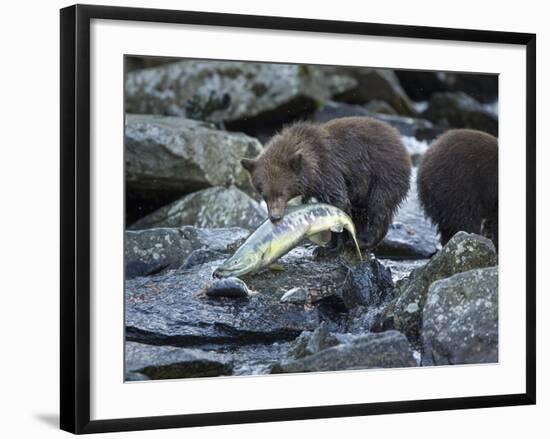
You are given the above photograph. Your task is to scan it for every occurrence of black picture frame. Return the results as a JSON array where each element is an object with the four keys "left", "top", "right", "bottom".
[{"left": 60, "top": 4, "right": 536, "bottom": 434}]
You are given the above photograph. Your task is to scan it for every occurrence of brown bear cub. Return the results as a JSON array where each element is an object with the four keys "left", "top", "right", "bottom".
[
  {"left": 417, "top": 129, "right": 498, "bottom": 248},
  {"left": 241, "top": 116, "right": 411, "bottom": 252}
]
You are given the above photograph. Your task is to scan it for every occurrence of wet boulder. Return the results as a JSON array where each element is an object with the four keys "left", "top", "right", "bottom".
[
  {"left": 273, "top": 331, "right": 417, "bottom": 373},
  {"left": 179, "top": 249, "right": 227, "bottom": 271},
  {"left": 423, "top": 92, "right": 498, "bottom": 136},
  {"left": 374, "top": 232, "right": 497, "bottom": 343},
  {"left": 125, "top": 114, "right": 262, "bottom": 197},
  {"left": 125, "top": 226, "right": 248, "bottom": 279},
  {"left": 130, "top": 186, "right": 266, "bottom": 231},
  {"left": 125, "top": 60, "right": 356, "bottom": 123},
  {"left": 125, "top": 342, "right": 232, "bottom": 380},
  {"left": 422, "top": 266, "right": 498, "bottom": 365},
  {"left": 340, "top": 258, "right": 394, "bottom": 310}
]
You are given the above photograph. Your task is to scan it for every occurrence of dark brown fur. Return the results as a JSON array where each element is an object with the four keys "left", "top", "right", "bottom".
[
  {"left": 241, "top": 117, "right": 412, "bottom": 250},
  {"left": 417, "top": 129, "right": 498, "bottom": 248}
]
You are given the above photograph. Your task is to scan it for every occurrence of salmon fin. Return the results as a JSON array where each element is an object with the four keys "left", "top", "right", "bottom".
[
  {"left": 329, "top": 224, "right": 344, "bottom": 233},
  {"left": 308, "top": 230, "right": 332, "bottom": 246},
  {"left": 268, "top": 263, "right": 285, "bottom": 272}
]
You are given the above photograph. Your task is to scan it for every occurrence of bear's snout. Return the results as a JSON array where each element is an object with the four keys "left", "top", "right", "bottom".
[{"left": 267, "top": 198, "right": 286, "bottom": 223}]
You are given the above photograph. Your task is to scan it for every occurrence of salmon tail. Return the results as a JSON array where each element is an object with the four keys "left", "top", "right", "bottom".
[{"left": 344, "top": 221, "right": 363, "bottom": 261}]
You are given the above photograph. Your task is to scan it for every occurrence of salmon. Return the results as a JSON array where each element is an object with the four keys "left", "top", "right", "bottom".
[{"left": 213, "top": 203, "right": 362, "bottom": 278}]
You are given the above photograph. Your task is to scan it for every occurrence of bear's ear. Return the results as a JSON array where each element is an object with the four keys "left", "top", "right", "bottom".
[
  {"left": 241, "top": 158, "right": 256, "bottom": 172},
  {"left": 289, "top": 152, "right": 303, "bottom": 173}
]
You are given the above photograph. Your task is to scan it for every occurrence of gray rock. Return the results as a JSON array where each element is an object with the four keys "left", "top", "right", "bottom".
[
  {"left": 339, "top": 258, "right": 396, "bottom": 334},
  {"left": 274, "top": 331, "right": 417, "bottom": 373},
  {"left": 224, "top": 342, "right": 292, "bottom": 376},
  {"left": 423, "top": 92, "right": 498, "bottom": 136},
  {"left": 376, "top": 170, "right": 440, "bottom": 259},
  {"left": 312, "top": 101, "right": 442, "bottom": 141},
  {"left": 374, "top": 232, "right": 497, "bottom": 343},
  {"left": 125, "top": 114, "right": 262, "bottom": 196},
  {"left": 125, "top": 245, "right": 350, "bottom": 346},
  {"left": 241, "top": 246, "right": 350, "bottom": 305},
  {"left": 288, "top": 323, "right": 340, "bottom": 360},
  {"left": 179, "top": 249, "right": 227, "bottom": 270},
  {"left": 287, "top": 331, "right": 312, "bottom": 360},
  {"left": 125, "top": 226, "right": 248, "bottom": 279},
  {"left": 125, "top": 60, "right": 355, "bottom": 122},
  {"left": 380, "top": 259, "right": 429, "bottom": 284},
  {"left": 340, "top": 258, "right": 394, "bottom": 309},
  {"left": 330, "top": 68, "right": 417, "bottom": 116},
  {"left": 125, "top": 342, "right": 232, "bottom": 380},
  {"left": 422, "top": 267, "right": 498, "bottom": 365},
  {"left": 306, "top": 324, "right": 339, "bottom": 356},
  {"left": 130, "top": 186, "right": 266, "bottom": 231}
]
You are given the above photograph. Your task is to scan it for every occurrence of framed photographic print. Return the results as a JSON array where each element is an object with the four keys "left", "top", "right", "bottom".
[{"left": 60, "top": 4, "right": 536, "bottom": 434}]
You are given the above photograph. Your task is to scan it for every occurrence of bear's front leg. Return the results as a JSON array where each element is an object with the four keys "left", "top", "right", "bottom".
[{"left": 312, "top": 232, "right": 346, "bottom": 259}]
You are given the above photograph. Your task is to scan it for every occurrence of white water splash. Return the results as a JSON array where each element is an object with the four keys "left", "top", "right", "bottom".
[{"left": 401, "top": 135, "right": 430, "bottom": 157}]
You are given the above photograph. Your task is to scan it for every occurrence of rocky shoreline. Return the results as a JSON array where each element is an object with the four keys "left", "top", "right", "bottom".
[{"left": 125, "top": 231, "right": 498, "bottom": 380}]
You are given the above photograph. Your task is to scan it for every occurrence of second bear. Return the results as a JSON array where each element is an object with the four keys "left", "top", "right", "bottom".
[{"left": 417, "top": 129, "right": 498, "bottom": 248}]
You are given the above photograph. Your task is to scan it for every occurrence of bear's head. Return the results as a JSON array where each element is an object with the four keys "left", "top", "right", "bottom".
[
  {"left": 241, "top": 151, "right": 304, "bottom": 223},
  {"left": 241, "top": 123, "right": 324, "bottom": 223}
]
